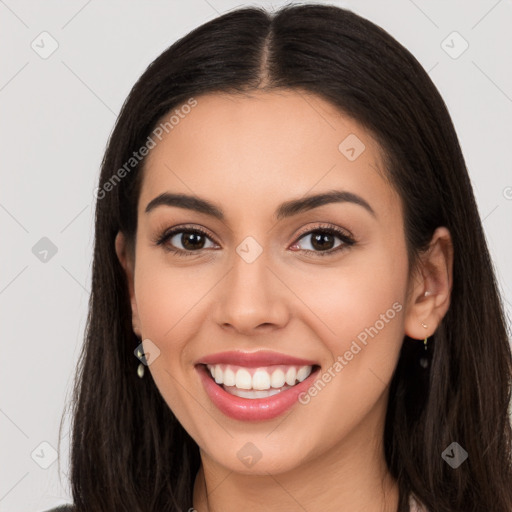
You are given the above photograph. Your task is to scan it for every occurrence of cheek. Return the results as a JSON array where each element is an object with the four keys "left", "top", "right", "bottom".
[
  {"left": 292, "top": 244, "right": 408, "bottom": 436},
  {"left": 134, "top": 252, "right": 205, "bottom": 342},
  {"left": 134, "top": 254, "right": 206, "bottom": 426},
  {"left": 132, "top": 252, "right": 205, "bottom": 407},
  {"left": 293, "top": 241, "right": 407, "bottom": 352},
  {"left": 288, "top": 246, "right": 407, "bottom": 449}
]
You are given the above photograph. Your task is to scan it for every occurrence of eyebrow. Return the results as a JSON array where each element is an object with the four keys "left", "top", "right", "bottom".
[{"left": 145, "top": 190, "right": 376, "bottom": 220}]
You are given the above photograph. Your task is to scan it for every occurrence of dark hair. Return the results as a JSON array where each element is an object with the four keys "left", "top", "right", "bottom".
[{"left": 59, "top": 3, "right": 512, "bottom": 511}]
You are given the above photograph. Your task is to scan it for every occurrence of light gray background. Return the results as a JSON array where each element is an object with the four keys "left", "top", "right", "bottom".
[{"left": 1, "top": 1, "right": 511, "bottom": 510}]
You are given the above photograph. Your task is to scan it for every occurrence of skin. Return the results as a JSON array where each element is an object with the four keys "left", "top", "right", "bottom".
[{"left": 115, "top": 90, "right": 453, "bottom": 512}]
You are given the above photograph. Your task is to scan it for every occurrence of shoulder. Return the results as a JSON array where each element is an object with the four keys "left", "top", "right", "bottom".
[{"left": 42, "top": 506, "right": 74, "bottom": 512}]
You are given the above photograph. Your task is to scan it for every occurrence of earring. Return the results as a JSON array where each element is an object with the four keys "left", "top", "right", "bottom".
[
  {"left": 136, "top": 344, "right": 145, "bottom": 378},
  {"left": 420, "top": 321, "right": 428, "bottom": 350},
  {"left": 419, "top": 322, "right": 429, "bottom": 368}
]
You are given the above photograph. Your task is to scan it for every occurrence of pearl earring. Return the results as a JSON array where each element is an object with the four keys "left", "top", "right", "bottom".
[
  {"left": 419, "top": 321, "right": 430, "bottom": 368},
  {"left": 136, "top": 344, "right": 145, "bottom": 378},
  {"left": 421, "top": 321, "right": 428, "bottom": 350}
]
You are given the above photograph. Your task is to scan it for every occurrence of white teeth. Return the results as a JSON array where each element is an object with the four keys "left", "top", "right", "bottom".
[
  {"left": 226, "top": 387, "right": 285, "bottom": 399},
  {"left": 223, "top": 367, "right": 236, "bottom": 387},
  {"left": 285, "top": 367, "right": 297, "bottom": 386},
  {"left": 297, "top": 366, "right": 312, "bottom": 382},
  {"left": 205, "top": 363, "right": 314, "bottom": 391},
  {"left": 270, "top": 369, "right": 286, "bottom": 388},
  {"left": 252, "top": 369, "right": 271, "bottom": 390},
  {"left": 235, "top": 368, "right": 252, "bottom": 390},
  {"left": 214, "top": 365, "right": 223, "bottom": 384}
]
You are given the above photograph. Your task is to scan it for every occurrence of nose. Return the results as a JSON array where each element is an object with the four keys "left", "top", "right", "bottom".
[{"left": 212, "top": 248, "right": 290, "bottom": 335}]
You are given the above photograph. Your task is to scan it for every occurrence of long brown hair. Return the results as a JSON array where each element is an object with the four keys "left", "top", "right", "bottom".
[{"left": 59, "top": 4, "right": 512, "bottom": 511}]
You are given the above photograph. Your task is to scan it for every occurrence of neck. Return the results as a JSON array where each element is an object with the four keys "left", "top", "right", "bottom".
[{"left": 192, "top": 397, "right": 399, "bottom": 512}]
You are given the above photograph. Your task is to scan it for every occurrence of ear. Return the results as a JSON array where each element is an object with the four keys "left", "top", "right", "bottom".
[
  {"left": 404, "top": 226, "right": 454, "bottom": 341},
  {"left": 115, "top": 231, "right": 142, "bottom": 338}
]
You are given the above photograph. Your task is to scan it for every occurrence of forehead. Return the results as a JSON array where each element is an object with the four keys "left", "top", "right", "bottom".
[{"left": 139, "top": 90, "right": 399, "bottom": 222}]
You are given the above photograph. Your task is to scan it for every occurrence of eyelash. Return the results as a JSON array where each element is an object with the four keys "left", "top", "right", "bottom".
[{"left": 152, "top": 223, "right": 356, "bottom": 258}]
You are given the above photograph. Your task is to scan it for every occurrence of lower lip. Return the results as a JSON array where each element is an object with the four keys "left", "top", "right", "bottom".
[{"left": 196, "top": 364, "right": 320, "bottom": 421}]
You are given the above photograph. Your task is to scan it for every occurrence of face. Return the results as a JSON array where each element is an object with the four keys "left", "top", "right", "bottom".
[{"left": 116, "top": 90, "right": 425, "bottom": 475}]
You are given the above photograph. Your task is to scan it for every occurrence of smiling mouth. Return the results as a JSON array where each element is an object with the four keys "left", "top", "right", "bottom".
[{"left": 202, "top": 363, "right": 321, "bottom": 399}]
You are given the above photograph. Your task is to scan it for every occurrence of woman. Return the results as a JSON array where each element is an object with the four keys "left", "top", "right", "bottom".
[{"left": 50, "top": 3, "right": 512, "bottom": 511}]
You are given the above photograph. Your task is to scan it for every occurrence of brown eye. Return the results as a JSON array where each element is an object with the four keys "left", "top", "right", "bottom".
[
  {"left": 307, "top": 231, "right": 338, "bottom": 251},
  {"left": 174, "top": 231, "right": 208, "bottom": 251},
  {"left": 154, "top": 226, "right": 217, "bottom": 256},
  {"left": 292, "top": 225, "right": 356, "bottom": 257}
]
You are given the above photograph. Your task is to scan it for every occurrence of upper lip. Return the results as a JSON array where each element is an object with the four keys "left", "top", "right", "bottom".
[{"left": 195, "top": 350, "right": 318, "bottom": 368}]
